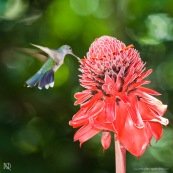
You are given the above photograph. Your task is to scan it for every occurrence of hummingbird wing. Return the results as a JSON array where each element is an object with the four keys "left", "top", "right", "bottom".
[
  {"left": 15, "top": 47, "right": 48, "bottom": 62},
  {"left": 30, "top": 44, "right": 59, "bottom": 61}
]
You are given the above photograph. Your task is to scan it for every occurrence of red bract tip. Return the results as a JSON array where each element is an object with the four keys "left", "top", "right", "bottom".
[{"left": 69, "top": 36, "right": 168, "bottom": 157}]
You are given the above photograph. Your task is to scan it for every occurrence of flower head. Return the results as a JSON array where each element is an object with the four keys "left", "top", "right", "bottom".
[{"left": 69, "top": 36, "right": 168, "bottom": 157}]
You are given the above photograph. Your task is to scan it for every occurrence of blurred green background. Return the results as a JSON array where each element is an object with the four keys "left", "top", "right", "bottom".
[{"left": 0, "top": 0, "right": 173, "bottom": 172}]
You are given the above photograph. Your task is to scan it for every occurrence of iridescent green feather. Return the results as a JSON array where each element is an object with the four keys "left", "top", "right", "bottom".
[{"left": 39, "top": 58, "right": 56, "bottom": 73}]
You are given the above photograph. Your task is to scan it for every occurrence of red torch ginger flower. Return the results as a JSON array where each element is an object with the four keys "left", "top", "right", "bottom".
[{"left": 69, "top": 36, "right": 168, "bottom": 157}]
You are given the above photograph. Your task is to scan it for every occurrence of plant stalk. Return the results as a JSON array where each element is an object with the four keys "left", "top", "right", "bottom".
[{"left": 115, "top": 136, "right": 126, "bottom": 173}]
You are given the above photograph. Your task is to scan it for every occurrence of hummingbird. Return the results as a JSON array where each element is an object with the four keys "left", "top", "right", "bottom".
[{"left": 24, "top": 44, "right": 80, "bottom": 89}]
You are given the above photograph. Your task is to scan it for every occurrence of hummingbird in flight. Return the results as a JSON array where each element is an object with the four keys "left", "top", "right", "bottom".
[{"left": 24, "top": 44, "right": 80, "bottom": 89}]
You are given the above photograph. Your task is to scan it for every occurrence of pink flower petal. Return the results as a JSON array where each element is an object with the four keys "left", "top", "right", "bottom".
[
  {"left": 148, "top": 122, "right": 163, "bottom": 140},
  {"left": 137, "top": 69, "right": 152, "bottom": 82},
  {"left": 137, "top": 87, "right": 161, "bottom": 95},
  {"left": 103, "top": 74, "right": 116, "bottom": 93},
  {"left": 139, "top": 93, "right": 167, "bottom": 116},
  {"left": 128, "top": 80, "right": 150, "bottom": 91},
  {"left": 74, "top": 90, "right": 91, "bottom": 99},
  {"left": 101, "top": 131, "right": 111, "bottom": 150},
  {"left": 74, "top": 93, "right": 92, "bottom": 105},
  {"left": 113, "top": 100, "right": 128, "bottom": 138},
  {"left": 74, "top": 124, "right": 92, "bottom": 141},
  {"left": 81, "top": 92, "right": 102, "bottom": 108},
  {"left": 122, "top": 95, "right": 144, "bottom": 128},
  {"left": 78, "top": 128, "right": 100, "bottom": 147},
  {"left": 119, "top": 116, "right": 151, "bottom": 157},
  {"left": 105, "top": 97, "right": 116, "bottom": 123},
  {"left": 138, "top": 99, "right": 168, "bottom": 125}
]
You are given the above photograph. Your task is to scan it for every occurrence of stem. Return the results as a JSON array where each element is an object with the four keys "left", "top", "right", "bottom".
[{"left": 115, "top": 135, "right": 126, "bottom": 173}]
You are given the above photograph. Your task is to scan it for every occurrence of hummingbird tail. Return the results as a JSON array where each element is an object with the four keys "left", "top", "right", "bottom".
[{"left": 26, "top": 69, "right": 54, "bottom": 89}]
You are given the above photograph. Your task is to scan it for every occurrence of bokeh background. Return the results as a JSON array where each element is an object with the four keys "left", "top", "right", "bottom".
[{"left": 0, "top": 0, "right": 173, "bottom": 172}]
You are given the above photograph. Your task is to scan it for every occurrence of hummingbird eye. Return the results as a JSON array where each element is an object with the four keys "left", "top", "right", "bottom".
[{"left": 69, "top": 47, "right": 72, "bottom": 51}]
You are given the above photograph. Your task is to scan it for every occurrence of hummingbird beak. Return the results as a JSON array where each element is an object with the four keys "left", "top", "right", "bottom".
[{"left": 70, "top": 52, "right": 81, "bottom": 61}]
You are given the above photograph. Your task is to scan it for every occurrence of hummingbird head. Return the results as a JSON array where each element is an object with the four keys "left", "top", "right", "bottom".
[
  {"left": 60, "top": 45, "right": 73, "bottom": 55},
  {"left": 59, "top": 45, "right": 80, "bottom": 60}
]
